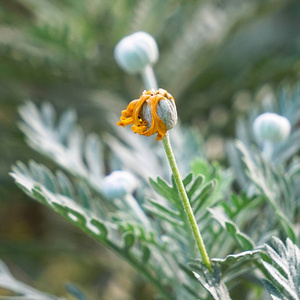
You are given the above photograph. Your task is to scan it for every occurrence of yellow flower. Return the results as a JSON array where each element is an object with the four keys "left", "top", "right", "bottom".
[{"left": 117, "top": 89, "right": 177, "bottom": 141}]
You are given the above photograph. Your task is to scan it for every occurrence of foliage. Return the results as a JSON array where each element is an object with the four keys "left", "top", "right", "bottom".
[
  {"left": 1, "top": 0, "right": 300, "bottom": 187},
  {"left": 0, "top": 260, "right": 62, "bottom": 299},
  {"left": 9, "top": 80, "right": 300, "bottom": 299},
  {"left": 10, "top": 152, "right": 220, "bottom": 299},
  {"left": 2, "top": 1, "right": 300, "bottom": 299},
  {"left": 262, "top": 237, "right": 300, "bottom": 300}
]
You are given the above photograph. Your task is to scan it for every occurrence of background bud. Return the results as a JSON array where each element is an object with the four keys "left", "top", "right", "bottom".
[
  {"left": 114, "top": 31, "right": 159, "bottom": 74},
  {"left": 253, "top": 112, "right": 291, "bottom": 143},
  {"left": 101, "top": 171, "right": 138, "bottom": 199}
]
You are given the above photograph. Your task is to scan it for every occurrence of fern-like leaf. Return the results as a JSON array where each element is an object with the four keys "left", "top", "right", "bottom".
[
  {"left": 193, "top": 264, "right": 232, "bottom": 300},
  {"left": 237, "top": 141, "right": 297, "bottom": 242},
  {"left": 19, "top": 102, "right": 106, "bottom": 192},
  {"left": 262, "top": 237, "right": 300, "bottom": 300},
  {"left": 0, "top": 260, "right": 62, "bottom": 300}
]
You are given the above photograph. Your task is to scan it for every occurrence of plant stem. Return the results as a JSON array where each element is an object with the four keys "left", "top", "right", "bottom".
[
  {"left": 162, "top": 133, "right": 212, "bottom": 271},
  {"left": 262, "top": 141, "right": 273, "bottom": 159},
  {"left": 141, "top": 65, "right": 158, "bottom": 90}
]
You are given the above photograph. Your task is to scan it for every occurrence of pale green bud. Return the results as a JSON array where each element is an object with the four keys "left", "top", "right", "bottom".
[
  {"left": 253, "top": 113, "right": 291, "bottom": 143},
  {"left": 114, "top": 31, "right": 159, "bottom": 74},
  {"left": 101, "top": 171, "right": 138, "bottom": 199}
]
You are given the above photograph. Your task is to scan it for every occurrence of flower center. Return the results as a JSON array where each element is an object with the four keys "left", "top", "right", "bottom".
[{"left": 138, "top": 115, "right": 148, "bottom": 126}]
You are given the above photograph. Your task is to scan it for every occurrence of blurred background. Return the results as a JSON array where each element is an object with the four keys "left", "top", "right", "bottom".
[{"left": 1, "top": 0, "right": 300, "bottom": 299}]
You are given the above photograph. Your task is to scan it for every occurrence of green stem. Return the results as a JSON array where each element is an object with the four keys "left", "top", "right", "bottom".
[{"left": 162, "top": 133, "right": 212, "bottom": 271}]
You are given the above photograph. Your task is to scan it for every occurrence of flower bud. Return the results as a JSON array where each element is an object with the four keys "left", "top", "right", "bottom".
[
  {"left": 114, "top": 31, "right": 159, "bottom": 74},
  {"left": 253, "top": 112, "right": 291, "bottom": 143},
  {"left": 101, "top": 171, "right": 138, "bottom": 199},
  {"left": 117, "top": 89, "right": 178, "bottom": 141}
]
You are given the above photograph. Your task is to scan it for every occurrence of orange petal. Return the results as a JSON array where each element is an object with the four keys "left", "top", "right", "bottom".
[
  {"left": 117, "top": 99, "right": 138, "bottom": 126},
  {"left": 142, "top": 95, "right": 167, "bottom": 140}
]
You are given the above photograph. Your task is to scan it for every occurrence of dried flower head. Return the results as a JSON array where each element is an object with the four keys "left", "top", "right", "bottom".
[{"left": 117, "top": 89, "right": 177, "bottom": 141}]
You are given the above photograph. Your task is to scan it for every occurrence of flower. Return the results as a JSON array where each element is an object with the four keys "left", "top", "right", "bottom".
[
  {"left": 114, "top": 31, "right": 159, "bottom": 74},
  {"left": 101, "top": 171, "right": 138, "bottom": 199},
  {"left": 117, "top": 89, "right": 178, "bottom": 141},
  {"left": 253, "top": 112, "right": 291, "bottom": 143}
]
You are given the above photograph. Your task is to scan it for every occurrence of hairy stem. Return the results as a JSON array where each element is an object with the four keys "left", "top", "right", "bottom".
[
  {"left": 262, "top": 141, "right": 273, "bottom": 159},
  {"left": 141, "top": 65, "right": 158, "bottom": 90},
  {"left": 162, "top": 133, "right": 212, "bottom": 271}
]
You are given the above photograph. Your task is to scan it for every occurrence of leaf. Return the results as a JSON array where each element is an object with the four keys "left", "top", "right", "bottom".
[
  {"left": 108, "top": 123, "right": 205, "bottom": 183},
  {"left": 56, "top": 170, "right": 75, "bottom": 199},
  {"left": 262, "top": 262, "right": 297, "bottom": 299},
  {"left": 123, "top": 233, "right": 135, "bottom": 249},
  {"left": 10, "top": 161, "right": 174, "bottom": 298},
  {"left": 149, "top": 177, "right": 178, "bottom": 204},
  {"left": 145, "top": 208, "right": 183, "bottom": 227},
  {"left": 18, "top": 102, "right": 106, "bottom": 193},
  {"left": 192, "top": 180, "right": 216, "bottom": 214},
  {"left": 262, "top": 237, "right": 300, "bottom": 300},
  {"left": 143, "top": 198, "right": 183, "bottom": 227},
  {"left": 193, "top": 264, "right": 232, "bottom": 300},
  {"left": 113, "top": 218, "right": 161, "bottom": 250},
  {"left": 236, "top": 141, "right": 296, "bottom": 242},
  {"left": 146, "top": 199, "right": 181, "bottom": 219},
  {"left": 90, "top": 219, "right": 108, "bottom": 240},
  {"left": 187, "top": 174, "right": 204, "bottom": 199},
  {"left": 41, "top": 102, "right": 56, "bottom": 129},
  {"left": 182, "top": 172, "right": 193, "bottom": 186},
  {"left": 141, "top": 244, "right": 151, "bottom": 263},
  {"left": 213, "top": 249, "right": 261, "bottom": 266},
  {"left": 65, "top": 283, "right": 87, "bottom": 300},
  {"left": 77, "top": 182, "right": 92, "bottom": 210},
  {"left": 57, "top": 109, "right": 77, "bottom": 142},
  {"left": 0, "top": 260, "right": 62, "bottom": 300},
  {"left": 191, "top": 158, "right": 213, "bottom": 180},
  {"left": 85, "top": 133, "right": 104, "bottom": 178},
  {"left": 273, "top": 130, "right": 300, "bottom": 165},
  {"left": 10, "top": 161, "right": 110, "bottom": 243},
  {"left": 262, "top": 279, "right": 287, "bottom": 300},
  {"left": 209, "top": 208, "right": 255, "bottom": 251}
]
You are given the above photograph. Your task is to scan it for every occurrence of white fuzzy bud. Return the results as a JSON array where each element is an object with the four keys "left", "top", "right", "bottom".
[
  {"left": 253, "top": 112, "right": 291, "bottom": 143},
  {"left": 114, "top": 31, "right": 159, "bottom": 74},
  {"left": 101, "top": 171, "right": 138, "bottom": 199}
]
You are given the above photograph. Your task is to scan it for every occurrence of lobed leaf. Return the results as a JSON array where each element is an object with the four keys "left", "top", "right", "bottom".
[
  {"left": 193, "top": 264, "right": 232, "bottom": 300},
  {"left": 0, "top": 260, "right": 62, "bottom": 300},
  {"left": 262, "top": 237, "right": 300, "bottom": 300}
]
